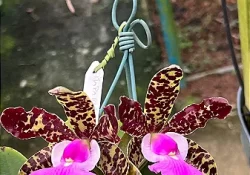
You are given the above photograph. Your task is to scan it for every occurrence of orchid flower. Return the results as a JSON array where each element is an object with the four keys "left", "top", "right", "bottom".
[
  {"left": 0, "top": 87, "right": 130, "bottom": 175},
  {"left": 141, "top": 133, "right": 201, "bottom": 175},
  {"left": 30, "top": 139, "right": 100, "bottom": 175},
  {"left": 116, "top": 65, "right": 232, "bottom": 174}
]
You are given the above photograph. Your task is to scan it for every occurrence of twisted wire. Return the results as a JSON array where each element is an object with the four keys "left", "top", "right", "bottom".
[
  {"left": 94, "top": 22, "right": 127, "bottom": 72},
  {"left": 98, "top": 0, "right": 152, "bottom": 115},
  {"left": 119, "top": 32, "right": 135, "bottom": 52}
]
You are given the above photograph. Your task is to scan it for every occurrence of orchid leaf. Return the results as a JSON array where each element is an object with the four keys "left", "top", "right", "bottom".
[
  {"left": 97, "top": 141, "right": 129, "bottom": 175},
  {"left": 127, "top": 137, "right": 146, "bottom": 168},
  {"left": 119, "top": 96, "right": 148, "bottom": 137},
  {"left": 91, "top": 105, "right": 120, "bottom": 143},
  {"left": 161, "top": 97, "right": 232, "bottom": 135},
  {"left": 0, "top": 107, "right": 77, "bottom": 142},
  {"left": 0, "top": 147, "right": 27, "bottom": 175},
  {"left": 49, "top": 86, "right": 96, "bottom": 138},
  {"left": 19, "top": 145, "right": 53, "bottom": 175},
  {"left": 144, "top": 65, "right": 183, "bottom": 132},
  {"left": 186, "top": 139, "right": 218, "bottom": 175}
]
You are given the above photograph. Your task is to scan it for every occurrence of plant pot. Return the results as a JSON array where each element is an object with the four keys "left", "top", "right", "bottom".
[{"left": 237, "top": 87, "right": 250, "bottom": 164}]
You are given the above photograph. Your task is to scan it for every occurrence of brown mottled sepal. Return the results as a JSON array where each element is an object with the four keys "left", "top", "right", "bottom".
[
  {"left": 19, "top": 146, "right": 53, "bottom": 175},
  {"left": 144, "top": 65, "right": 183, "bottom": 132},
  {"left": 91, "top": 105, "right": 120, "bottom": 143},
  {"left": 127, "top": 137, "right": 145, "bottom": 168},
  {"left": 97, "top": 141, "right": 129, "bottom": 175},
  {"left": 49, "top": 86, "right": 96, "bottom": 138},
  {"left": 119, "top": 96, "right": 148, "bottom": 137},
  {"left": 186, "top": 139, "right": 218, "bottom": 175},
  {"left": 161, "top": 97, "right": 232, "bottom": 135},
  {"left": 0, "top": 107, "right": 76, "bottom": 142}
]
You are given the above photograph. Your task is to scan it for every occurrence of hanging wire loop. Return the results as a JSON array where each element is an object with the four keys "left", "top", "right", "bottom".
[
  {"left": 112, "top": 0, "right": 152, "bottom": 52},
  {"left": 112, "top": 0, "right": 137, "bottom": 30},
  {"left": 119, "top": 19, "right": 152, "bottom": 52},
  {"left": 98, "top": 0, "right": 152, "bottom": 115}
]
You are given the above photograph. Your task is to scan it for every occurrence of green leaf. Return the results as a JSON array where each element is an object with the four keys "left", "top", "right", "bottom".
[{"left": 0, "top": 146, "right": 27, "bottom": 175}]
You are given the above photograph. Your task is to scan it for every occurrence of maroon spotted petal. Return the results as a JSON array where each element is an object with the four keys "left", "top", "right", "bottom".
[
  {"left": 90, "top": 105, "right": 120, "bottom": 143},
  {"left": 49, "top": 86, "right": 96, "bottom": 139},
  {"left": 42, "top": 117, "right": 77, "bottom": 142},
  {"left": 19, "top": 145, "right": 53, "bottom": 175},
  {"left": 97, "top": 141, "right": 129, "bottom": 175},
  {"left": 161, "top": 97, "right": 232, "bottom": 135},
  {"left": 0, "top": 107, "right": 77, "bottom": 142},
  {"left": 119, "top": 96, "right": 148, "bottom": 137},
  {"left": 144, "top": 65, "right": 183, "bottom": 132},
  {"left": 186, "top": 139, "right": 218, "bottom": 175}
]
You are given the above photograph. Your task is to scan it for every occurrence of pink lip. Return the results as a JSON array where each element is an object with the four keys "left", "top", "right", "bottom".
[
  {"left": 30, "top": 139, "right": 100, "bottom": 175},
  {"left": 62, "top": 139, "right": 90, "bottom": 163}
]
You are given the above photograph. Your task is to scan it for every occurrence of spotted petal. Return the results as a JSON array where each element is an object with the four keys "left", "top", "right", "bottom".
[
  {"left": 127, "top": 137, "right": 145, "bottom": 168},
  {"left": 144, "top": 65, "right": 183, "bottom": 132},
  {"left": 161, "top": 97, "right": 232, "bottom": 135},
  {"left": 186, "top": 139, "right": 218, "bottom": 175},
  {"left": 90, "top": 105, "right": 120, "bottom": 143},
  {"left": 0, "top": 107, "right": 76, "bottom": 142},
  {"left": 19, "top": 146, "right": 53, "bottom": 175},
  {"left": 49, "top": 86, "right": 96, "bottom": 138},
  {"left": 119, "top": 96, "right": 148, "bottom": 137},
  {"left": 97, "top": 141, "right": 129, "bottom": 175}
]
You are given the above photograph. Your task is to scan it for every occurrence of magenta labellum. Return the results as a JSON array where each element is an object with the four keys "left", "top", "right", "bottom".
[
  {"left": 30, "top": 139, "right": 100, "bottom": 175},
  {"left": 142, "top": 132, "right": 202, "bottom": 175}
]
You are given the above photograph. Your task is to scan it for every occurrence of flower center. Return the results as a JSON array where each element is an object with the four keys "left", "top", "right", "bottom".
[
  {"left": 150, "top": 133, "right": 178, "bottom": 156},
  {"left": 62, "top": 139, "right": 90, "bottom": 165}
]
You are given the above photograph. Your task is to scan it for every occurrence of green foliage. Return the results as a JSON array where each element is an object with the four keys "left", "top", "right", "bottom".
[
  {"left": 1, "top": 0, "right": 20, "bottom": 13},
  {"left": 178, "top": 32, "right": 193, "bottom": 50},
  {"left": 1, "top": 35, "right": 15, "bottom": 59},
  {"left": 0, "top": 146, "right": 27, "bottom": 175}
]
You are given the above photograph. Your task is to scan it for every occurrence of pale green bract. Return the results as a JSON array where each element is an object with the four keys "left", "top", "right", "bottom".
[{"left": 0, "top": 146, "right": 27, "bottom": 175}]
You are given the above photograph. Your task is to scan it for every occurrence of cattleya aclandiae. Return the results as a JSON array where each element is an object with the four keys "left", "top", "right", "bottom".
[
  {"left": 0, "top": 64, "right": 232, "bottom": 175},
  {"left": 115, "top": 65, "right": 232, "bottom": 174},
  {"left": 0, "top": 87, "right": 133, "bottom": 175}
]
